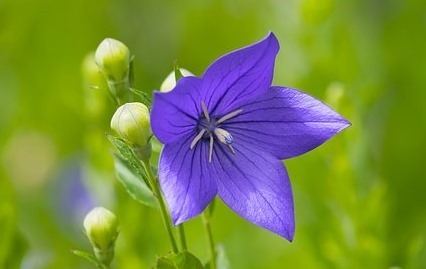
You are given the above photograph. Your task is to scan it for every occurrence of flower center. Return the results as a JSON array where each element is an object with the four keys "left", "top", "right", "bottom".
[
  {"left": 197, "top": 116, "right": 216, "bottom": 135},
  {"left": 190, "top": 101, "right": 242, "bottom": 163}
]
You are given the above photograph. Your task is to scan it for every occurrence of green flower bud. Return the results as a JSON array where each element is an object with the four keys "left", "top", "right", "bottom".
[
  {"left": 82, "top": 52, "right": 108, "bottom": 92},
  {"left": 83, "top": 207, "right": 119, "bottom": 266},
  {"left": 95, "top": 38, "right": 130, "bottom": 82},
  {"left": 111, "top": 102, "right": 152, "bottom": 160},
  {"left": 95, "top": 38, "right": 132, "bottom": 104},
  {"left": 84, "top": 207, "right": 119, "bottom": 250},
  {"left": 81, "top": 53, "right": 110, "bottom": 122},
  {"left": 160, "top": 68, "right": 194, "bottom": 92}
]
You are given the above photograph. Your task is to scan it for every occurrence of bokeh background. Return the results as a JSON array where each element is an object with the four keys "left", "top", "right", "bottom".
[{"left": 1, "top": 0, "right": 426, "bottom": 268}]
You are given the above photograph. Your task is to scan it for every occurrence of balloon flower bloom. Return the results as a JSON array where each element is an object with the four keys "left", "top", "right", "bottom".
[{"left": 151, "top": 32, "right": 350, "bottom": 241}]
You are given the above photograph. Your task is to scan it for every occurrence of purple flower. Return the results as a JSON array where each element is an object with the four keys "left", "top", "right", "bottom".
[{"left": 151, "top": 33, "right": 350, "bottom": 241}]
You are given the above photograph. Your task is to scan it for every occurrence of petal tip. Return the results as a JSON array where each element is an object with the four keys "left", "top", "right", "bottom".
[
  {"left": 171, "top": 209, "right": 203, "bottom": 226},
  {"left": 264, "top": 31, "right": 280, "bottom": 53},
  {"left": 266, "top": 31, "right": 278, "bottom": 42},
  {"left": 172, "top": 216, "right": 183, "bottom": 226},
  {"left": 275, "top": 221, "right": 295, "bottom": 242},
  {"left": 284, "top": 230, "right": 295, "bottom": 242},
  {"left": 171, "top": 210, "right": 191, "bottom": 226},
  {"left": 339, "top": 117, "right": 352, "bottom": 132}
]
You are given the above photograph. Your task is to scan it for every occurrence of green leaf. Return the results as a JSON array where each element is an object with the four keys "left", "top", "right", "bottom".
[
  {"left": 157, "top": 251, "right": 204, "bottom": 269},
  {"left": 114, "top": 154, "right": 158, "bottom": 208},
  {"left": 129, "top": 87, "right": 152, "bottom": 107},
  {"left": 107, "top": 135, "right": 158, "bottom": 208},
  {"left": 71, "top": 249, "right": 98, "bottom": 266},
  {"left": 108, "top": 135, "right": 148, "bottom": 183}
]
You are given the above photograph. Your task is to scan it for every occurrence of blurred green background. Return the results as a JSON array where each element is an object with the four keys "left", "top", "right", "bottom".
[{"left": 1, "top": 0, "right": 426, "bottom": 268}]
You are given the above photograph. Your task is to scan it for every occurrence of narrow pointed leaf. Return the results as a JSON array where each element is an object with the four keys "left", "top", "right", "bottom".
[
  {"left": 70, "top": 250, "right": 98, "bottom": 266},
  {"left": 129, "top": 87, "right": 152, "bottom": 107},
  {"left": 107, "top": 135, "right": 149, "bottom": 184},
  {"left": 113, "top": 155, "right": 158, "bottom": 208},
  {"left": 108, "top": 135, "right": 158, "bottom": 208}
]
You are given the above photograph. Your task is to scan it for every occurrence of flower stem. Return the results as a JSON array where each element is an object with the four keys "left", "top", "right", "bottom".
[
  {"left": 202, "top": 211, "right": 217, "bottom": 269},
  {"left": 142, "top": 160, "right": 179, "bottom": 253},
  {"left": 178, "top": 224, "right": 188, "bottom": 251}
]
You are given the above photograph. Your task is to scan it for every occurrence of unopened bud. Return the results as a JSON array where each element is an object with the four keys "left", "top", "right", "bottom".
[
  {"left": 81, "top": 53, "right": 110, "bottom": 122},
  {"left": 160, "top": 68, "right": 194, "bottom": 92},
  {"left": 84, "top": 207, "right": 119, "bottom": 266},
  {"left": 82, "top": 52, "right": 108, "bottom": 92},
  {"left": 111, "top": 102, "right": 152, "bottom": 160},
  {"left": 95, "top": 38, "right": 131, "bottom": 104},
  {"left": 95, "top": 38, "right": 130, "bottom": 82}
]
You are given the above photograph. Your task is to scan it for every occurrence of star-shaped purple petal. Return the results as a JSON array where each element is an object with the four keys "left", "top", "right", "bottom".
[{"left": 151, "top": 32, "right": 350, "bottom": 241}]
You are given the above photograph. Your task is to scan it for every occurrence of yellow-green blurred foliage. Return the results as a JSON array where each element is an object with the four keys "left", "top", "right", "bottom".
[{"left": 1, "top": 0, "right": 425, "bottom": 268}]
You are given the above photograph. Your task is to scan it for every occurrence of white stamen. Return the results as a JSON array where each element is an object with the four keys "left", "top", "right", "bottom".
[
  {"left": 214, "top": 128, "right": 233, "bottom": 145},
  {"left": 191, "top": 101, "right": 241, "bottom": 162},
  {"left": 201, "top": 101, "right": 210, "bottom": 122},
  {"left": 190, "top": 129, "right": 206, "bottom": 149},
  {"left": 216, "top": 109, "right": 243, "bottom": 124},
  {"left": 227, "top": 144, "right": 236, "bottom": 154},
  {"left": 209, "top": 134, "right": 214, "bottom": 163}
]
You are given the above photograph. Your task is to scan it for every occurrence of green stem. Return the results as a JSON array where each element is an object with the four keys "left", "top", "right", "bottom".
[
  {"left": 107, "top": 78, "right": 130, "bottom": 106},
  {"left": 178, "top": 224, "right": 188, "bottom": 251},
  {"left": 202, "top": 211, "right": 216, "bottom": 269},
  {"left": 142, "top": 160, "right": 179, "bottom": 253}
]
